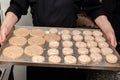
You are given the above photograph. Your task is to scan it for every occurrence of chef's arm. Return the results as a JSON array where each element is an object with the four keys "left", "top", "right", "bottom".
[
  {"left": 95, "top": 15, "right": 117, "bottom": 48},
  {"left": 0, "top": 12, "right": 18, "bottom": 43}
]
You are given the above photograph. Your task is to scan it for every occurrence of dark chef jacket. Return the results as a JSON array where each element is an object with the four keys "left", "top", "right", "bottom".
[
  {"left": 6, "top": 0, "right": 77, "bottom": 27},
  {"left": 75, "top": 0, "right": 120, "bottom": 21},
  {"left": 74, "top": 0, "right": 106, "bottom": 20}
]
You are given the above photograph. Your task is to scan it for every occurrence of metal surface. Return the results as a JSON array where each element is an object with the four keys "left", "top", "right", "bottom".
[
  {"left": 0, "top": 64, "right": 13, "bottom": 80},
  {"left": 0, "top": 26, "right": 120, "bottom": 70},
  {"left": 0, "top": 68, "right": 5, "bottom": 80}
]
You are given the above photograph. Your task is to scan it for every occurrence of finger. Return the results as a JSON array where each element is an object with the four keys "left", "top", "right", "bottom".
[
  {"left": 0, "top": 32, "right": 3, "bottom": 44},
  {"left": 110, "top": 36, "right": 117, "bottom": 48},
  {"left": 1, "top": 30, "right": 6, "bottom": 43},
  {"left": 113, "top": 40, "right": 117, "bottom": 48},
  {"left": 111, "top": 40, "right": 117, "bottom": 48}
]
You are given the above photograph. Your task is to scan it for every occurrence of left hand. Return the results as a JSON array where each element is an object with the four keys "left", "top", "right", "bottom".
[
  {"left": 95, "top": 15, "right": 117, "bottom": 48},
  {"left": 104, "top": 31, "right": 117, "bottom": 48}
]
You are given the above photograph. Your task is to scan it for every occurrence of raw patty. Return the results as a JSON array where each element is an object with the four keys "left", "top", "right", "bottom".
[
  {"left": 44, "top": 33, "right": 61, "bottom": 42},
  {"left": 64, "top": 55, "right": 77, "bottom": 64},
  {"left": 24, "top": 45, "right": 44, "bottom": 57},
  {"left": 32, "top": 56, "right": 45, "bottom": 63},
  {"left": 9, "top": 36, "right": 27, "bottom": 46},
  {"left": 30, "top": 29, "right": 45, "bottom": 37},
  {"left": 13, "top": 28, "right": 29, "bottom": 37},
  {"left": 48, "top": 55, "right": 61, "bottom": 63},
  {"left": 28, "top": 36, "right": 45, "bottom": 46},
  {"left": 3, "top": 46, "right": 23, "bottom": 59}
]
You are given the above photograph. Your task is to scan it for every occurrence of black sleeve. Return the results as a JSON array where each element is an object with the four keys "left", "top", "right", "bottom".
[
  {"left": 6, "top": 0, "right": 29, "bottom": 20},
  {"left": 86, "top": 5, "right": 106, "bottom": 20},
  {"left": 85, "top": 0, "right": 116, "bottom": 21},
  {"left": 102, "top": 0, "right": 116, "bottom": 15},
  {"left": 74, "top": 0, "right": 83, "bottom": 13},
  {"left": 116, "top": 0, "right": 120, "bottom": 14}
]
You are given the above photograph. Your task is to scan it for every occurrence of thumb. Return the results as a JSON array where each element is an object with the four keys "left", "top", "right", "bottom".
[
  {"left": 0, "top": 32, "right": 3, "bottom": 44},
  {"left": 1, "top": 30, "right": 7, "bottom": 43},
  {"left": 109, "top": 35, "right": 117, "bottom": 48},
  {"left": 111, "top": 38, "right": 117, "bottom": 48}
]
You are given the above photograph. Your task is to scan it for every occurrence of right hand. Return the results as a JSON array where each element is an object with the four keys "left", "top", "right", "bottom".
[
  {"left": 0, "top": 12, "right": 18, "bottom": 44},
  {"left": 0, "top": 26, "right": 11, "bottom": 44},
  {"left": 103, "top": 30, "right": 117, "bottom": 48}
]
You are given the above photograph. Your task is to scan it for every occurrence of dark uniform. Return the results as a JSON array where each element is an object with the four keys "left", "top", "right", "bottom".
[{"left": 7, "top": 0, "right": 77, "bottom": 27}]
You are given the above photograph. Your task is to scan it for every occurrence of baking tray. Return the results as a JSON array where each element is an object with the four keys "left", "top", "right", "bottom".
[{"left": 0, "top": 26, "right": 120, "bottom": 70}]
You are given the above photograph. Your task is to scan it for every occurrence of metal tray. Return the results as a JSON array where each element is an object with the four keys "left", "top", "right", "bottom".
[{"left": 0, "top": 26, "right": 120, "bottom": 70}]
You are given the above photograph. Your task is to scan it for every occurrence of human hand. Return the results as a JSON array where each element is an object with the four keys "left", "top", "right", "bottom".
[
  {"left": 104, "top": 31, "right": 117, "bottom": 48},
  {"left": 0, "top": 26, "right": 11, "bottom": 44},
  {"left": 77, "top": 16, "right": 96, "bottom": 28},
  {"left": 0, "top": 12, "right": 18, "bottom": 44},
  {"left": 95, "top": 15, "right": 117, "bottom": 48}
]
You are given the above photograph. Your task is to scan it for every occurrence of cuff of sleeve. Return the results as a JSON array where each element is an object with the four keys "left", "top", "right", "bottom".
[
  {"left": 90, "top": 10, "right": 107, "bottom": 21},
  {"left": 5, "top": 7, "right": 22, "bottom": 20}
]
